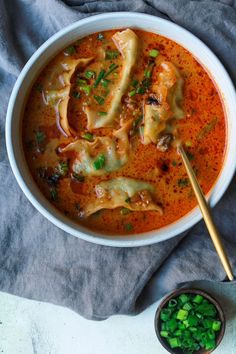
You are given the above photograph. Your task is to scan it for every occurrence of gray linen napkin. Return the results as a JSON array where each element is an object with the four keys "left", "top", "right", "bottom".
[{"left": 0, "top": 0, "right": 236, "bottom": 320}]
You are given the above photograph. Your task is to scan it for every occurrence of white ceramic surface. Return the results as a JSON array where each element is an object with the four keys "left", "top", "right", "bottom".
[{"left": 5, "top": 12, "right": 236, "bottom": 247}]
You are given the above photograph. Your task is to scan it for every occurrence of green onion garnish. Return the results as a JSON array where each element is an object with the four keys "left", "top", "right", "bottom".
[
  {"left": 35, "top": 131, "right": 45, "bottom": 144},
  {"left": 79, "top": 85, "right": 91, "bottom": 95},
  {"left": 93, "top": 154, "right": 105, "bottom": 170},
  {"left": 103, "top": 63, "right": 119, "bottom": 78},
  {"left": 98, "top": 111, "right": 107, "bottom": 116},
  {"left": 159, "top": 293, "right": 222, "bottom": 353},
  {"left": 105, "top": 50, "right": 119, "bottom": 60},
  {"left": 144, "top": 69, "right": 152, "bottom": 78},
  {"left": 82, "top": 133, "right": 94, "bottom": 141},
  {"left": 50, "top": 188, "right": 58, "bottom": 201},
  {"left": 77, "top": 78, "right": 87, "bottom": 85},
  {"left": 94, "top": 95, "right": 105, "bottom": 105},
  {"left": 124, "top": 223, "right": 133, "bottom": 231},
  {"left": 178, "top": 178, "right": 189, "bottom": 187},
  {"left": 101, "top": 79, "right": 110, "bottom": 88},
  {"left": 93, "top": 69, "right": 106, "bottom": 88},
  {"left": 136, "top": 86, "right": 146, "bottom": 94},
  {"left": 57, "top": 161, "right": 69, "bottom": 177},
  {"left": 149, "top": 48, "right": 159, "bottom": 58},
  {"left": 85, "top": 70, "right": 96, "bottom": 79},
  {"left": 131, "top": 79, "right": 139, "bottom": 87},
  {"left": 72, "top": 91, "right": 81, "bottom": 99},
  {"left": 64, "top": 45, "right": 76, "bottom": 55},
  {"left": 128, "top": 89, "right": 136, "bottom": 97},
  {"left": 120, "top": 208, "right": 130, "bottom": 215}
]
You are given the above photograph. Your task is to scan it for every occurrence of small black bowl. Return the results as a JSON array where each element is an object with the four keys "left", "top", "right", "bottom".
[{"left": 154, "top": 288, "right": 225, "bottom": 354}]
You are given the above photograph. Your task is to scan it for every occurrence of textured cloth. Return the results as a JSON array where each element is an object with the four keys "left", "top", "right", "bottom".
[{"left": 0, "top": 0, "right": 236, "bottom": 320}]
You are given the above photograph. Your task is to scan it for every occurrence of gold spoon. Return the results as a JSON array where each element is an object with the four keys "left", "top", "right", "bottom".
[{"left": 178, "top": 144, "right": 234, "bottom": 281}]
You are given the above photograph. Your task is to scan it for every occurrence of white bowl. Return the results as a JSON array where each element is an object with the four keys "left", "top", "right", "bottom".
[{"left": 6, "top": 12, "right": 236, "bottom": 247}]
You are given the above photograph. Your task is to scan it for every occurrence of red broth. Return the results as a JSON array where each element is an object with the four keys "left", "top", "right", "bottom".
[{"left": 22, "top": 29, "right": 226, "bottom": 235}]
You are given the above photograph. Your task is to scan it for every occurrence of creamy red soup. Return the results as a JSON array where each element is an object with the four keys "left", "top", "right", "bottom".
[{"left": 22, "top": 29, "right": 226, "bottom": 235}]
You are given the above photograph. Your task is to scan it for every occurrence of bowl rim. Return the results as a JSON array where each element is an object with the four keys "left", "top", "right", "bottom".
[
  {"left": 5, "top": 12, "right": 236, "bottom": 247},
  {"left": 154, "top": 288, "right": 225, "bottom": 354}
]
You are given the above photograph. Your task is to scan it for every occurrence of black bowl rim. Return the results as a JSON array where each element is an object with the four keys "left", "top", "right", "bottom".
[{"left": 154, "top": 288, "right": 225, "bottom": 354}]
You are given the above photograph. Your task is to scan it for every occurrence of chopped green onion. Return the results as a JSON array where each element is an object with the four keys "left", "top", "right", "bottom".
[
  {"left": 174, "top": 329, "right": 182, "bottom": 337},
  {"left": 57, "top": 161, "right": 69, "bottom": 177},
  {"left": 136, "top": 86, "right": 146, "bottom": 94},
  {"left": 160, "top": 331, "right": 169, "bottom": 338},
  {"left": 128, "top": 89, "right": 136, "bottom": 97},
  {"left": 176, "top": 309, "right": 189, "bottom": 321},
  {"left": 82, "top": 133, "right": 94, "bottom": 141},
  {"left": 80, "top": 85, "right": 91, "bottom": 95},
  {"left": 72, "top": 173, "right": 85, "bottom": 182},
  {"left": 35, "top": 131, "right": 45, "bottom": 144},
  {"left": 94, "top": 95, "right": 105, "bottom": 105},
  {"left": 98, "top": 111, "right": 107, "bottom": 116},
  {"left": 125, "top": 197, "right": 131, "bottom": 203},
  {"left": 94, "top": 69, "right": 106, "bottom": 88},
  {"left": 64, "top": 45, "right": 76, "bottom": 55},
  {"left": 168, "top": 338, "right": 181, "bottom": 348},
  {"left": 186, "top": 151, "right": 195, "bottom": 161},
  {"left": 131, "top": 79, "right": 139, "bottom": 87},
  {"left": 85, "top": 70, "right": 96, "bottom": 79},
  {"left": 120, "top": 208, "right": 130, "bottom": 215},
  {"left": 77, "top": 78, "right": 87, "bottom": 85},
  {"left": 183, "top": 302, "right": 193, "bottom": 311},
  {"left": 103, "top": 63, "right": 119, "bottom": 78},
  {"left": 105, "top": 50, "right": 119, "bottom": 60},
  {"left": 72, "top": 91, "right": 81, "bottom": 99},
  {"left": 160, "top": 308, "right": 172, "bottom": 322},
  {"left": 166, "top": 319, "right": 178, "bottom": 332},
  {"left": 168, "top": 299, "right": 178, "bottom": 308},
  {"left": 203, "top": 319, "right": 213, "bottom": 329},
  {"left": 144, "top": 69, "right": 152, "bottom": 78},
  {"left": 179, "top": 294, "right": 190, "bottom": 304},
  {"left": 50, "top": 188, "right": 58, "bottom": 201},
  {"left": 124, "top": 223, "right": 133, "bottom": 231},
  {"left": 205, "top": 339, "right": 216, "bottom": 350},
  {"left": 178, "top": 178, "right": 189, "bottom": 187},
  {"left": 101, "top": 79, "right": 110, "bottom": 88},
  {"left": 193, "top": 294, "right": 203, "bottom": 304},
  {"left": 197, "top": 116, "right": 218, "bottom": 140},
  {"left": 149, "top": 48, "right": 159, "bottom": 58},
  {"left": 212, "top": 320, "right": 221, "bottom": 331},
  {"left": 93, "top": 154, "right": 105, "bottom": 170},
  {"left": 172, "top": 160, "right": 177, "bottom": 167}
]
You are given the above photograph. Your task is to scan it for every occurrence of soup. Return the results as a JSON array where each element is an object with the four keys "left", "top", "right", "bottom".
[{"left": 22, "top": 29, "right": 226, "bottom": 235}]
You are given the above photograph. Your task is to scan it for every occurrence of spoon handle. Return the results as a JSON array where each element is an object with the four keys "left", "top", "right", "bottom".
[{"left": 179, "top": 145, "right": 234, "bottom": 281}]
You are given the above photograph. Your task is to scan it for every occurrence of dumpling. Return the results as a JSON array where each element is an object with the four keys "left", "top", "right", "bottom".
[
  {"left": 143, "top": 61, "right": 184, "bottom": 145},
  {"left": 45, "top": 57, "right": 94, "bottom": 136},
  {"left": 84, "top": 177, "right": 163, "bottom": 216},
  {"left": 60, "top": 120, "right": 132, "bottom": 176},
  {"left": 86, "top": 29, "right": 139, "bottom": 129}
]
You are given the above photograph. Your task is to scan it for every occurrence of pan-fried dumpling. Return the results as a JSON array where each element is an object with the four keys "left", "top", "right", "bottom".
[
  {"left": 84, "top": 177, "right": 163, "bottom": 216},
  {"left": 45, "top": 57, "right": 93, "bottom": 136},
  {"left": 143, "top": 61, "right": 184, "bottom": 145},
  {"left": 60, "top": 120, "right": 132, "bottom": 176},
  {"left": 86, "top": 29, "right": 139, "bottom": 129}
]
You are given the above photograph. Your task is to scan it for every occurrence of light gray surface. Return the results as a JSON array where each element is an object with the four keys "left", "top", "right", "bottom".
[
  {"left": 1, "top": 0, "right": 236, "bottom": 320},
  {"left": 0, "top": 281, "right": 236, "bottom": 353}
]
